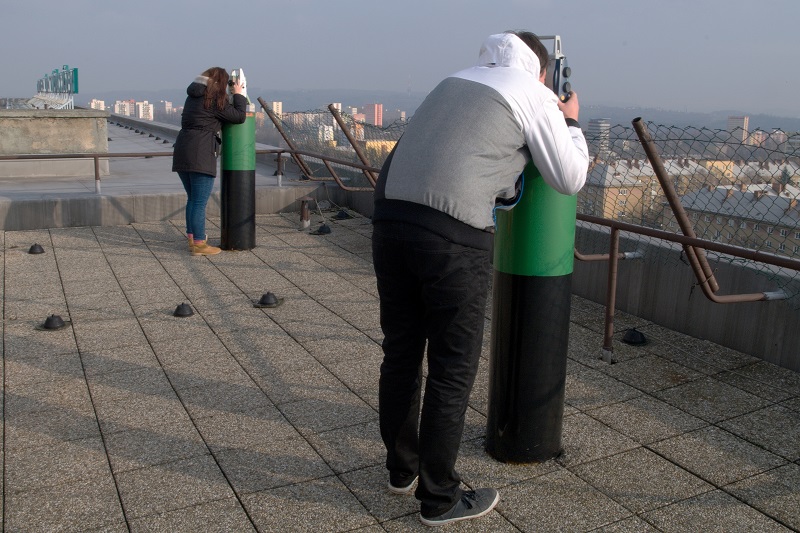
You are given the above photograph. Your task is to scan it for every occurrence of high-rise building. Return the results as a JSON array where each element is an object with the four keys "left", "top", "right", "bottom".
[
  {"left": 135, "top": 101, "right": 154, "bottom": 121},
  {"left": 157, "top": 100, "right": 173, "bottom": 116},
  {"left": 269, "top": 101, "right": 283, "bottom": 118},
  {"left": 254, "top": 111, "right": 266, "bottom": 128},
  {"left": 114, "top": 99, "right": 135, "bottom": 116},
  {"left": 727, "top": 115, "right": 749, "bottom": 143},
  {"left": 750, "top": 130, "right": 768, "bottom": 147},
  {"left": 317, "top": 125, "right": 333, "bottom": 141},
  {"left": 767, "top": 129, "right": 788, "bottom": 151},
  {"left": 89, "top": 99, "right": 105, "bottom": 110},
  {"left": 587, "top": 118, "right": 611, "bottom": 157},
  {"left": 364, "top": 103, "right": 383, "bottom": 127}
]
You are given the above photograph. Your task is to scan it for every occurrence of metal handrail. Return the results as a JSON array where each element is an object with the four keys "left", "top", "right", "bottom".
[
  {"left": 327, "top": 103, "right": 378, "bottom": 186},
  {"left": 0, "top": 147, "right": 378, "bottom": 193},
  {"left": 256, "top": 97, "right": 374, "bottom": 192},
  {"left": 4, "top": 148, "right": 798, "bottom": 274}
]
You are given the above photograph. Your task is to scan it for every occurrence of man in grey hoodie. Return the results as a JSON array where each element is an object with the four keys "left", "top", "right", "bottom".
[{"left": 372, "top": 30, "right": 589, "bottom": 526}]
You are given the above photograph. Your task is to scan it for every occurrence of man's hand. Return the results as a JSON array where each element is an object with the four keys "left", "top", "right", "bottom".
[{"left": 558, "top": 91, "right": 579, "bottom": 122}]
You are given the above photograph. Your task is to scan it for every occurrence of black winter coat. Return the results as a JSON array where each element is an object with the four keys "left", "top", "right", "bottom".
[{"left": 172, "top": 79, "right": 247, "bottom": 177}]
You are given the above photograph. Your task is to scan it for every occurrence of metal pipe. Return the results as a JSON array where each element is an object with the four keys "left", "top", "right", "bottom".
[
  {"left": 327, "top": 104, "right": 378, "bottom": 186},
  {"left": 290, "top": 148, "right": 379, "bottom": 173},
  {"left": 256, "top": 97, "right": 315, "bottom": 178},
  {"left": 577, "top": 213, "right": 800, "bottom": 273},
  {"left": 290, "top": 151, "right": 374, "bottom": 192},
  {"left": 94, "top": 156, "right": 101, "bottom": 194},
  {"left": 300, "top": 196, "right": 311, "bottom": 229},
  {"left": 574, "top": 249, "right": 644, "bottom": 262},
  {"left": 632, "top": 117, "right": 721, "bottom": 292},
  {"left": 602, "top": 228, "right": 620, "bottom": 360},
  {"left": 578, "top": 214, "right": 790, "bottom": 304}
]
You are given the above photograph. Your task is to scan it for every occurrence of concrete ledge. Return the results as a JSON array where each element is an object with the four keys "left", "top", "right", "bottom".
[
  {"left": 572, "top": 225, "right": 800, "bottom": 371},
  {"left": 109, "top": 114, "right": 283, "bottom": 166},
  {"left": 0, "top": 185, "right": 326, "bottom": 231},
  {"left": 0, "top": 108, "right": 110, "bottom": 178}
]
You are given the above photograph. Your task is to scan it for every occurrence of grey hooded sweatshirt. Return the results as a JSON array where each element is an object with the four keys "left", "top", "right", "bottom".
[{"left": 373, "top": 33, "right": 589, "bottom": 250}]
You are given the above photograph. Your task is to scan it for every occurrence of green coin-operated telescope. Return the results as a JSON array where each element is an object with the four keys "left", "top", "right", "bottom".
[
  {"left": 220, "top": 68, "right": 256, "bottom": 251},
  {"left": 486, "top": 162, "right": 578, "bottom": 463}
]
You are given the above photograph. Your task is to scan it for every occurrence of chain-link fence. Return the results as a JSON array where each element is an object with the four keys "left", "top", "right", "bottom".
[
  {"left": 257, "top": 107, "right": 404, "bottom": 188},
  {"left": 578, "top": 121, "right": 800, "bottom": 305},
  {"left": 260, "top": 108, "right": 800, "bottom": 304}
]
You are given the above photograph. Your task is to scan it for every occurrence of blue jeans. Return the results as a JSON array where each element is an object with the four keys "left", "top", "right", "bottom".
[
  {"left": 372, "top": 221, "right": 491, "bottom": 517},
  {"left": 178, "top": 171, "right": 216, "bottom": 241}
]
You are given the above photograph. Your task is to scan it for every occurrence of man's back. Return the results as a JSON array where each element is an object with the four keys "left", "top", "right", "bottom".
[{"left": 376, "top": 32, "right": 588, "bottom": 232}]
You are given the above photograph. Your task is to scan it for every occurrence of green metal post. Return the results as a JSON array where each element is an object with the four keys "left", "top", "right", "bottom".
[
  {"left": 486, "top": 162, "right": 577, "bottom": 462},
  {"left": 220, "top": 110, "right": 256, "bottom": 250}
]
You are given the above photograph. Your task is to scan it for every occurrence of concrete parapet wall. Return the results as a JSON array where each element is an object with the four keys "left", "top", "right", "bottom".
[
  {"left": 341, "top": 195, "right": 799, "bottom": 371},
  {"left": 109, "top": 114, "right": 282, "bottom": 167},
  {"left": 0, "top": 184, "right": 324, "bottom": 232},
  {"left": 571, "top": 226, "right": 800, "bottom": 371},
  {"left": 0, "top": 109, "right": 110, "bottom": 178}
]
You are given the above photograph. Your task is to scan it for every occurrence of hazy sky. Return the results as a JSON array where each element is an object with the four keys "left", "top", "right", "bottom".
[{"left": 2, "top": 0, "right": 799, "bottom": 117}]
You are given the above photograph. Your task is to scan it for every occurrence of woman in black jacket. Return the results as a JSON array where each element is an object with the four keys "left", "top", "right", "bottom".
[{"left": 172, "top": 67, "right": 247, "bottom": 256}]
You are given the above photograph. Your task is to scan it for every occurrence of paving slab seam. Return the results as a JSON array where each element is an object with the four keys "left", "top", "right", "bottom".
[
  {"left": 126, "top": 219, "right": 384, "bottom": 526},
  {"left": 573, "top": 432, "right": 795, "bottom": 531},
  {"left": 39, "top": 227, "right": 137, "bottom": 530},
  {"left": 4, "top": 213, "right": 799, "bottom": 531},
  {"left": 81, "top": 223, "right": 272, "bottom": 529}
]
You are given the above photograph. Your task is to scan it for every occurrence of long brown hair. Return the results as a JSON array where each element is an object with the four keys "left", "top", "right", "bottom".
[{"left": 201, "top": 67, "right": 229, "bottom": 110}]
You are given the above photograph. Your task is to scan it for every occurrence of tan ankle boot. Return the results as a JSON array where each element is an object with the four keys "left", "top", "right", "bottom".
[
  {"left": 191, "top": 240, "right": 221, "bottom": 256},
  {"left": 187, "top": 234, "right": 194, "bottom": 251}
]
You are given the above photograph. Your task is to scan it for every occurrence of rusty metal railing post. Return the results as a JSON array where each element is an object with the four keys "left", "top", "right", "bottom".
[
  {"left": 576, "top": 213, "right": 792, "bottom": 305},
  {"left": 601, "top": 227, "right": 621, "bottom": 362},
  {"left": 327, "top": 104, "right": 378, "bottom": 186},
  {"left": 94, "top": 155, "right": 101, "bottom": 194},
  {"left": 276, "top": 151, "right": 284, "bottom": 187},
  {"left": 300, "top": 196, "right": 312, "bottom": 229},
  {"left": 632, "top": 117, "right": 720, "bottom": 293},
  {"left": 256, "top": 97, "right": 315, "bottom": 179}
]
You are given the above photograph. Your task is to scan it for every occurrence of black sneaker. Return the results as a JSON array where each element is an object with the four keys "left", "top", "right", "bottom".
[
  {"left": 420, "top": 488, "right": 500, "bottom": 526},
  {"left": 388, "top": 475, "right": 418, "bottom": 495}
]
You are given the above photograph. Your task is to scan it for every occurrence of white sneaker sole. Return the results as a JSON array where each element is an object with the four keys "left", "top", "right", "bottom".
[{"left": 388, "top": 476, "right": 418, "bottom": 495}]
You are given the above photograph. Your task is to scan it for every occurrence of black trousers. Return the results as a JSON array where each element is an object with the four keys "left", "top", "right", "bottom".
[{"left": 372, "top": 221, "right": 491, "bottom": 517}]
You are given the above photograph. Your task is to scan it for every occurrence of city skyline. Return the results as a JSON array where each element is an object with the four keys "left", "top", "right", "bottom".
[{"left": 2, "top": 0, "right": 799, "bottom": 118}]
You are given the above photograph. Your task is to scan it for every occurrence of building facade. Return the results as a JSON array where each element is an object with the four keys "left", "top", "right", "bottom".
[
  {"left": 727, "top": 115, "right": 750, "bottom": 143},
  {"left": 114, "top": 100, "right": 135, "bottom": 116},
  {"left": 363, "top": 103, "right": 383, "bottom": 127},
  {"left": 135, "top": 101, "right": 154, "bottom": 121},
  {"left": 587, "top": 118, "right": 611, "bottom": 158},
  {"left": 682, "top": 183, "right": 800, "bottom": 256}
]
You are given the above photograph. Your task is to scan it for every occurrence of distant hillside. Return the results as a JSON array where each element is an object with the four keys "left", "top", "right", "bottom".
[
  {"left": 80, "top": 88, "right": 800, "bottom": 132},
  {"left": 583, "top": 105, "right": 800, "bottom": 132}
]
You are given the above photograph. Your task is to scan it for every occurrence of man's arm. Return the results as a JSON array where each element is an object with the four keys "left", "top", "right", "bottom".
[{"left": 525, "top": 91, "right": 589, "bottom": 196}]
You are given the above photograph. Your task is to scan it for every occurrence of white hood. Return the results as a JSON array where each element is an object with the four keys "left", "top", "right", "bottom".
[{"left": 476, "top": 33, "right": 541, "bottom": 77}]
